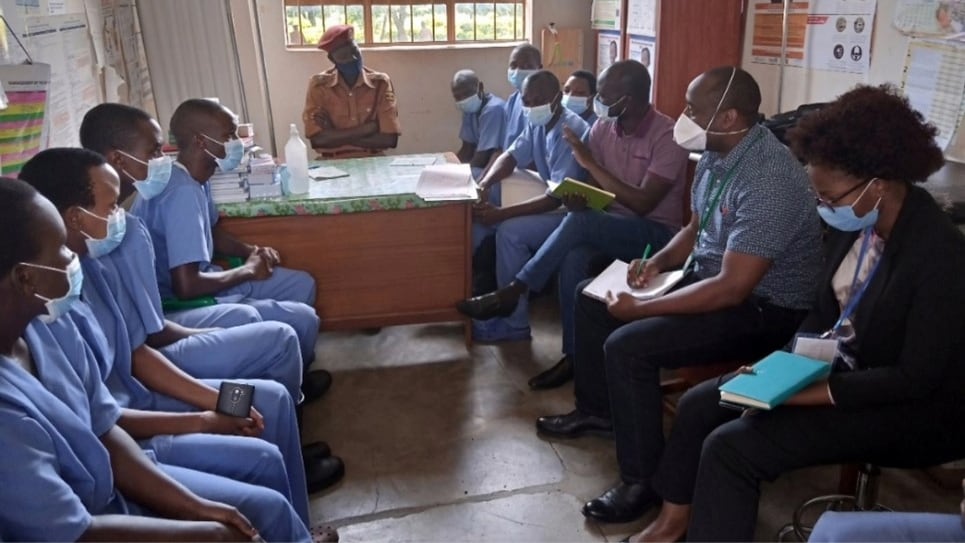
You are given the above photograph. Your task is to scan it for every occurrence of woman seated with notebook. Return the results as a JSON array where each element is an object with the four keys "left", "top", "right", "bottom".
[{"left": 621, "top": 85, "right": 965, "bottom": 542}]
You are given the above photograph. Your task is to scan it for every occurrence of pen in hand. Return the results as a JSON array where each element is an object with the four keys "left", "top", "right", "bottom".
[{"left": 635, "top": 243, "right": 652, "bottom": 277}]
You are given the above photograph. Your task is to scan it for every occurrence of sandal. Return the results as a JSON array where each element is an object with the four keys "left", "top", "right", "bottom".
[{"left": 310, "top": 524, "right": 339, "bottom": 543}]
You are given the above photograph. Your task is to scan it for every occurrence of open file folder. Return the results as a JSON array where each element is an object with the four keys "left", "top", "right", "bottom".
[{"left": 416, "top": 163, "right": 477, "bottom": 201}]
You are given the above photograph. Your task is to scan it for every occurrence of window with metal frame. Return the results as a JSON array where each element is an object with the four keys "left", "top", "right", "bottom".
[{"left": 284, "top": 1, "right": 525, "bottom": 48}]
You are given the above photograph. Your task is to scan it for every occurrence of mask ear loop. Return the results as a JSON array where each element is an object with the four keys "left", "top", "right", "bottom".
[{"left": 705, "top": 66, "right": 738, "bottom": 133}]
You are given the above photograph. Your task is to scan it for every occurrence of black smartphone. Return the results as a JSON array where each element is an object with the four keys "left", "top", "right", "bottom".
[{"left": 216, "top": 382, "right": 255, "bottom": 418}]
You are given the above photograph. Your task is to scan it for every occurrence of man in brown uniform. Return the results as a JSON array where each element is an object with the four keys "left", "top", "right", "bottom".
[{"left": 302, "top": 24, "right": 401, "bottom": 158}]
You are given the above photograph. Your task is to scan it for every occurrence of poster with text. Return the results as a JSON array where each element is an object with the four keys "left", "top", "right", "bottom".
[
  {"left": 597, "top": 31, "right": 621, "bottom": 73},
  {"left": 805, "top": 8, "right": 875, "bottom": 74},
  {"left": 628, "top": 35, "right": 656, "bottom": 101},
  {"left": 626, "top": 0, "right": 657, "bottom": 36},
  {"left": 591, "top": 0, "right": 621, "bottom": 31}
]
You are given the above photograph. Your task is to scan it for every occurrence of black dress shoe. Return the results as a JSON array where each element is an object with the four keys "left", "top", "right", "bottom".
[
  {"left": 302, "top": 369, "right": 332, "bottom": 404},
  {"left": 302, "top": 440, "right": 331, "bottom": 459},
  {"left": 306, "top": 454, "right": 345, "bottom": 494},
  {"left": 536, "top": 409, "right": 613, "bottom": 439},
  {"left": 582, "top": 482, "right": 660, "bottom": 523},
  {"left": 528, "top": 356, "right": 574, "bottom": 390},
  {"left": 456, "top": 291, "right": 519, "bottom": 320}
]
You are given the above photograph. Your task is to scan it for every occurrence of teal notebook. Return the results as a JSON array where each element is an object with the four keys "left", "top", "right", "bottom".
[{"left": 718, "top": 351, "right": 831, "bottom": 410}]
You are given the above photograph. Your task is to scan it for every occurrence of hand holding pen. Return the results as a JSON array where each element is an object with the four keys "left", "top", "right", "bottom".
[{"left": 627, "top": 243, "right": 659, "bottom": 288}]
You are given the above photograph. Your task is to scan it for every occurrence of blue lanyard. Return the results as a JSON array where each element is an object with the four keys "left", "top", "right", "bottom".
[{"left": 831, "top": 227, "right": 883, "bottom": 335}]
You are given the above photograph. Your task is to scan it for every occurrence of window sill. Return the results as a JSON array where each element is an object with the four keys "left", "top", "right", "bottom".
[{"left": 285, "top": 40, "right": 527, "bottom": 53}]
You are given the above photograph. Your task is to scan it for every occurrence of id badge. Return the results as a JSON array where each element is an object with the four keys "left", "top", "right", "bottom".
[{"left": 792, "top": 333, "right": 839, "bottom": 363}]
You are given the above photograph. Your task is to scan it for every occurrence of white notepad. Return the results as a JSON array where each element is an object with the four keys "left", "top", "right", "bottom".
[{"left": 581, "top": 259, "right": 685, "bottom": 302}]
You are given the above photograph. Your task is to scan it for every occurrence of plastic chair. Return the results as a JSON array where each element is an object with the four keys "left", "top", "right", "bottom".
[{"left": 161, "top": 256, "right": 244, "bottom": 312}]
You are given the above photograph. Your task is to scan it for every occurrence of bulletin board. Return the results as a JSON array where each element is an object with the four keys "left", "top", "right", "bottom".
[{"left": 541, "top": 27, "right": 584, "bottom": 86}]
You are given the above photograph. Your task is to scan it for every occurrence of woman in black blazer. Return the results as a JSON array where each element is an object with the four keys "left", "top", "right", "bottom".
[{"left": 622, "top": 85, "right": 965, "bottom": 543}]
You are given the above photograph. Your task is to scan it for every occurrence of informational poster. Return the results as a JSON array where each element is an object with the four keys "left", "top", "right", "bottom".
[
  {"left": 597, "top": 30, "right": 621, "bottom": 73},
  {"left": 751, "top": 0, "right": 877, "bottom": 74},
  {"left": 628, "top": 34, "right": 656, "bottom": 100},
  {"left": 23, "top": 13, "right": 99, "bottom": 147},
  {"left": 591, "top": 0, "right": 621, "bottom": 31},
  {"left": 894, "top": 0, "right": 965, "bottom": 40},
  {"left": 0, "top": 62, "right": 49, "bottom": 175},
  {"left": 84, "top": 0, "right": 155, "bottom": 114},
  {"left": 901, "top": 38, "right": 965, "bottom": 157},
  {"left": 626, "top": 0, "right": 657, "bottom": 36}
]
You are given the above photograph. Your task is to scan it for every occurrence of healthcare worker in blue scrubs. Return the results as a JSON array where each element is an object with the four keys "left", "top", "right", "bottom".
[
  {"left": 0, "top": 179, "right": 312, "bottom": 542},
  {"left": 18, "top": 148, "right": 345, "bottom": 511},
  {"left": 80, "top": 102, "right": 333, "bottom": 402},
  {"left": 128, "top": 99, "right": 323, "bottom": 375}
]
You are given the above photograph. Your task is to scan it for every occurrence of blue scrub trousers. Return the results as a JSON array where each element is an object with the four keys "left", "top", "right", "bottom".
[
  {"left": 217, "top": 267, "right": 321, "bottom": 365},
  {"left": 159, "top": 463, "right": 310, "bottom": 542},
  {"left": 147, "top": 378, "right": 310, "bottom": 526},
  {"left": 166, "top": 302, "right": 263, "bottom": 329},
  {"left": 810, "top": 511, "right": 965, "bottom": 542},
  {"left": 158, "top": 321, "right": 304, "bottom": 403},
  {"left": 472, "top": 211, "right": 565, "bottom": 339},
  {"left": 515, "top": 209, "right": 674, "bottom": 356}
]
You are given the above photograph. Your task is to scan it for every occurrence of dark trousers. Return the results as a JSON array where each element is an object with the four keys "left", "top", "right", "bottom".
[
  {"left": 572, "top": 274, "right": 807, "bottom": 485},
  {"left": 683, "top": 378, "right": 965, "bottom": 542}
]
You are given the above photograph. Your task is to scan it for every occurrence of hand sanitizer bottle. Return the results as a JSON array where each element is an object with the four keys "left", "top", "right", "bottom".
[{"left": 285, "top": 123, "right": 310, "bottom": 195}]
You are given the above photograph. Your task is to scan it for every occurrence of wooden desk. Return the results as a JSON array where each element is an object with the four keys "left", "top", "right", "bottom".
[{"left": 216, "top": 153, "right": 472, "bottom": 344}]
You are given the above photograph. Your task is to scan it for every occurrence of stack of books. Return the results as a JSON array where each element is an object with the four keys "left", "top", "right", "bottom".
[{"left": 209, "top": 169, "right": 249, "bottom": 204}]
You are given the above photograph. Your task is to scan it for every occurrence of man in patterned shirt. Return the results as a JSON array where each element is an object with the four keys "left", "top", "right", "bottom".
[{"left": 535, "top": 66, "right": 823, "bottom": 525}]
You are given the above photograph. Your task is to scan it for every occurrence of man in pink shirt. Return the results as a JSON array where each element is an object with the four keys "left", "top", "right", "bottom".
[{"left": 458, "top": 60, "right": 689, "bottom": 389}]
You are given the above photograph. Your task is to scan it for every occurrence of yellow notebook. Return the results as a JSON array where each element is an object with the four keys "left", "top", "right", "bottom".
[{"left": 547, "top": 177, "right": 615, "bottom": 210}]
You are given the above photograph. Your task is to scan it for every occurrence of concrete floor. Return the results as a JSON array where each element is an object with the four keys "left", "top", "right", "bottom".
[{"left": 302, "top": 296, "right": 962, "bottom": 542}]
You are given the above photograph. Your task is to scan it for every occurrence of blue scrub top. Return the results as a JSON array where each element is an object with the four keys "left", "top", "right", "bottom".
[
  {"left": 459, "top": 93, "right": 506, "bottom": 153},
  {"left": 502, "top": 91, "right": 528, "bottom": 150},
  {"left": 0, "top": 316, "right": 127, "bottom": 541},
  {"left": 507, "top": 108, "right": 589, "bottom": 183},
  {"left": 131, "top": 163, "right": 217, "bottom": 300}
]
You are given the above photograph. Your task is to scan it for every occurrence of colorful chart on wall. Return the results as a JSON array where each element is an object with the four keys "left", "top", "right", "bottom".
[
  {"left": 894, "top": 0, "right": 965, "bottom": 40},
  {"left": 751, "top": 0, "right": 877, "bottom": 74},
  {"left": 0, "top": 62, "right": 49, "bottom": 175}
]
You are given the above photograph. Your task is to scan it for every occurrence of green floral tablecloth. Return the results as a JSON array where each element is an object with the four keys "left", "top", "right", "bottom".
[{"left": 217, "top": 153, "right": 453, "bottom": 218}]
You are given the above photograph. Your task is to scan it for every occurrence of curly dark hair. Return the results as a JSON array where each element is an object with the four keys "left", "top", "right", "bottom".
[{"left": 788, "top": 84, "right": 945, "bottom": 183}]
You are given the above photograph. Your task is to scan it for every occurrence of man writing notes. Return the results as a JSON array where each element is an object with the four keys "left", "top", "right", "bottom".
[{"left": 302, "top": 24, "right": 401, "bottom": 159}]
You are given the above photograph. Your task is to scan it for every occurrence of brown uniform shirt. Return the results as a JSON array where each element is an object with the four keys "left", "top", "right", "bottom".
[{"left": 302, "top": 66, "right": 401, "bottom": 158}]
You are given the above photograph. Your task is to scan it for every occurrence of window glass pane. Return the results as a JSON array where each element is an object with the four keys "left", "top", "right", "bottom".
[
  {"left": 455, "top": 3, "right": 474, "bottom": 41},
  {"left": 476, "top": 3, "right": 495, "bottom": 40},
  {"left": 413, "top": 4, "right": 433, "bottom": 41},
  {"left": 300, "top": 5, "right": 324, "bottom": 45},
  {"left": 434, "top": 4, "right": 448, "bottom": 41},
  {"left": 372, "top": 5, "right": 391, "bottom": 43},
  {"left": 285, "top": 6, "right": 303, "bottom": 45},
  {"left": 514, "top": 2, "right": 524, "bottom": 39},
  {"left": 346, "top": 5, "right": 365, "bottom": 42},
  {"left": 389, "top": 5, "right": 414, "bottom": 42},
  {"left": 495, "top": 3, "right": 514, "bottom": 40}
]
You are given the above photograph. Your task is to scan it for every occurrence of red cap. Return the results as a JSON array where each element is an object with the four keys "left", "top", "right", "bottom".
[{"left": 317, "top": 25, "right": 355, "bottom": 52}]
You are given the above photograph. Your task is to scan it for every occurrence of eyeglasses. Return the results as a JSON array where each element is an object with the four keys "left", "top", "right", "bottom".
[{"left": 814, "top": 179, "right": 872, "bottom": 212}]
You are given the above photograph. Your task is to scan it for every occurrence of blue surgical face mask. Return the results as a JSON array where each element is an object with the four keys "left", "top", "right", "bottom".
[
  {"left": 20, "top": 254, "right": 84, "bottom": 323},
  {"left": 79, "top": 207, "right": 127, "bottom": 258},
  {"left": 562, "top": 94, "right": 589, "bottom": 116},
  {"left": 524, "top": 97, "right": 557, "bottom": 127},
  {"left": 507, "top": 68, "right": 538, "bottom": 91},
  {"left": 118, "top": 151, "right": 173, "bottom": 200},
  {"left": 816, "top": 180, "right": 881, "bottom": 232},
  {"left": 337, "top": 57, "right": 363, "bottom": 82},
  {"left": 202, "top": 133, "right": 245, "bottom": 172},
  {"left": 456, "top": 90, "right": 483, "bottom": 114}
]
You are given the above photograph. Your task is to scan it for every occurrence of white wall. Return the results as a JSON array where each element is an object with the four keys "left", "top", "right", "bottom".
[
  {"left": 742, "top": 1, "right": 909, "bottom": 116},
  {"left": 232, "top": 0, "right": 593, "bottom": 158}
]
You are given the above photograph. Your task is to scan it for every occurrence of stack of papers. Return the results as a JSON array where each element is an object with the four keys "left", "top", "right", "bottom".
[
  {"left": 308, "top": 165, "right": 349, "bottom": 180},
  {"left": 581, "top": 260, "right": 685, "bottom": 302},
  {"left": 415, "top": 163, "right": 477, "bottom": 201},
  {"left": 209, "top": 170, "right": 248, "bottom": 204}
]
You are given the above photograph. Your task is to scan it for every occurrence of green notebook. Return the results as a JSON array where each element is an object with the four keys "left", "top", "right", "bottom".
[{"left": 547, "top": 178, "right": 616, "bottom": 210}]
